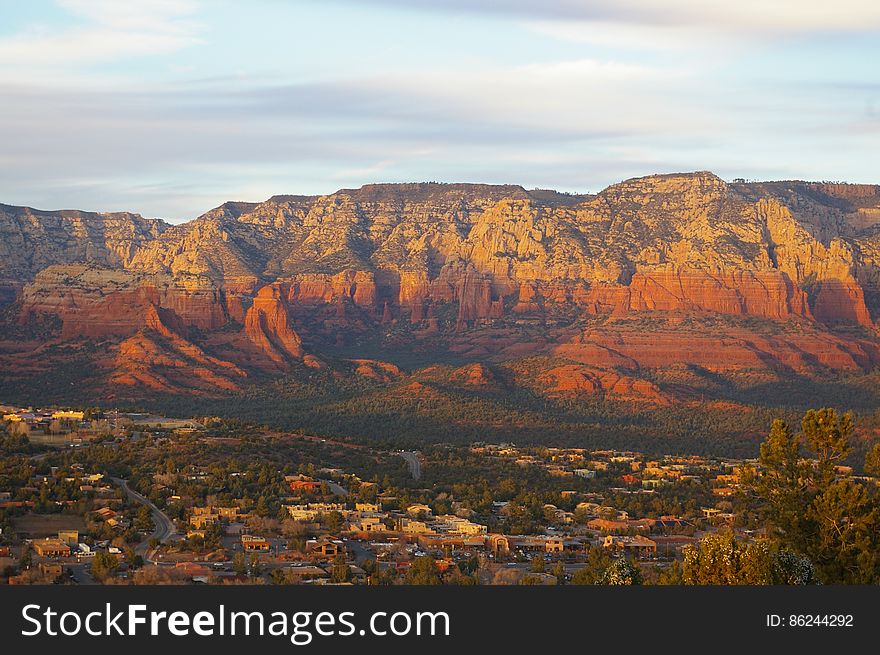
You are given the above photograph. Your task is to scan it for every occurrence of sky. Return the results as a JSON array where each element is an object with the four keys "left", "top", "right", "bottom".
[{"left": 0, "top": 0, "right": 878, "bottom": 222}]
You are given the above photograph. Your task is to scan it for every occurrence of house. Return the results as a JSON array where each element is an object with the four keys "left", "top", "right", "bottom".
[
  {"left": 284, "top": 503, "right": 345, "bottom": 521},
  {"left": 651, "top": 535, "right": 699, "bottom": 557},
  {"left": 52, "top": 410, "right": 85, "bottom": 421},
  {"left": 58, "top": 530, "right": 79, "bottom": 545},
  {"left": 193, "top": 506, "right": 240, "bottom": 519},
  {"left": 507, "top": 535, "right": 566, "bottom": 553},
  {"left": 289, "top": 480, "right": 322, "bottom": 493},
  {"left": 33, "top": 538, "right": 71, "bottom": 558},
  {"left": 652, "top": 516, "right": 690, "bottom": 531},
  {"left": 406, "top": 504, "right": 433, "bottom": 518},
  {"left": 94, "top": 507, "right": 117, "bottom": 521},
  {"left": 416, "top": 534, "right": 487, "bottom": 552},
  {"left": 190, "top": 514, "right": 219, "bottom": 529},
  {"left": 402, "top": 519, "right": 432, "bottom": 535},
  {"left": 285, "top": 505, "right": 319, "bottom": 521},
  {"left": 431, "top": 515, "right": 487, "bottom": 535},
  {"left": 308, "top": 538, "right": 344, "bottom": 557},
  {"left": 488, "top": 534, "right": 510, "bottom": 555},
  {"left": 282, "top": 565, "right": 328, "bottom": 582},
  {"left": 241, "top": 535, "right": 270, "bottom": 551},
  {"left": 355, "top": 502, "right": 382, "bottom": 513},
  {"left": 39, "top": 562, "right": 64, "bottom": 578},
  {"left": 602, "top": 534, "right": 657, "bottom": 558},
  {"left": 358, "top": 517, "right": 387, "bottom": 532}
]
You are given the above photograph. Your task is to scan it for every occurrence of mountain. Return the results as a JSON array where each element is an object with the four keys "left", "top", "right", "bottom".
[{"left": 2, "top": 172, "right": 880, "bottom": 448}]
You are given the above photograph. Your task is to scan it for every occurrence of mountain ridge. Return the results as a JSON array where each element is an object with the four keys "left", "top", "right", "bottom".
[{"left": 2, "top": 171, "right": 880, "bottom": 411}]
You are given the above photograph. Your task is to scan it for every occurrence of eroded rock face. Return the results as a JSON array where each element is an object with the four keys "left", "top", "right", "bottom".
[
  {"left": 581, "top": 267, "right": 811, "bottom": 320},
  {"left": 8, "top": 174, "right": 880, "bottom": 329},
  {"left": 243, "top": 284, "right": 304, "bottom": 369},
  {"left": 284, "top": 271, "right": 377, "bottom": 307},
  {"left": 3, "top": 172, "right": 880, "bottom": 397},
  {"left": 0, "top": 203, "right": 166, "bottom": 285},
  {"left": 17, "top": 264, "right": 229, "bottom": 339},
  {"left": 537, "top": 364, "right": 670, "bottom": 405},
  {"left": 112, "top": 304, "right": 247, "bottom": 394}
]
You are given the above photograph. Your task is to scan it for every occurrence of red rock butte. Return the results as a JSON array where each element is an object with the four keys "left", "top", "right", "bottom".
[{"left": 1, "top": 172, "right": 879, "bottom": 400}]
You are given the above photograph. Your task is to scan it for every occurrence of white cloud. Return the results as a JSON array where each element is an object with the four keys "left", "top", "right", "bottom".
[
  {"left": 517, "top": 58, "right": 682, "bottom": 80},
  {"left": 337, "top": 0, "right": 880, "bottom": 35},
  {"left": 0, "top": 0, "right": 201, "bottom": 80},
  {"left": 522, "top": 19, "right": 721, "bottom": 52},
  {"left": 57, "top": 0, "right": 200, "bottom": 31}
]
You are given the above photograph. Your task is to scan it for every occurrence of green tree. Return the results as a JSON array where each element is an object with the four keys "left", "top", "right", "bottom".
[
  {"left": 864, "top": 442, "right": 880, "bottom": 477},
  {"left": 771, "top": 550, "right": 817, "bottom": 585},
  {"left": 598, "top": 558, "right": 642, "bottom": 586},
  {"left": 570, "top": 547, "right": 612, "bottom": 585},
  {"left": 322, "top": 511, "right": 344, "bottom": 535},
  {"left": 91, "top": 551, "right": 119, "bottom": 581},
  {"left": 754, "top": 419, "right": 811, "bottom": 552},
  {"left": 135, "top": 505, "right": 154, "bottom": 533},
  {"left": 802, "top": 408, "right": 852, "bottom": 485},
  {"left": 232, "top": 551, "right": 247, "bottom": 575},
  {"left": 530, "top": 554, "right": 546, "bottom": 574},
  {"left": 519, "top": 574, "right": 545, "bottom": 585},
  {"left": 656, "top": 560, "right": 684, "bottom": 585},
  {"left": 124, "top": 547, "right": 143, "bottom": 570},
  {"left": 330, "top": 555, "right": 352, "bottom": 583},
  {"left": 750, "top": 409, "right": 879, "bottom": 584},
  {"left": 682, "top": 533, "right": 814, "bottom": 585},
  {"left": 405, "top": 556, "right": 441, "bottom": 585},
  {"left": 808, "top": 479, "right": 878, "bottom": 584},
  {"left": 254, "top": 496, "right": 270, "bottom": 517}
]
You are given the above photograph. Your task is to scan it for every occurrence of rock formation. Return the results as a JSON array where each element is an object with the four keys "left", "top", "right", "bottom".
[
  {"left": 243, "top": 284, "right": 304, "bottom": 369},
  {"left": 2, "top": 171, "right": 880, "bottom": 398}
]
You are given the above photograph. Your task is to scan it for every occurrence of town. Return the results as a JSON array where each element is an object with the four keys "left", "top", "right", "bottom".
[{"left": 0, "top": 403, "right": 876, "bottom": 585}]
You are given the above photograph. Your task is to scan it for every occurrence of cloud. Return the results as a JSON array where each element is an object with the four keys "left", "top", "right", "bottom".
[
  {"left": 327, "top": 0, "right": 880, "bottom": 35},
  {"left": 0, "top": 0, "right": 201, "bottom": 79},
  {"left": 1, "top": 50, "right": 875, "bottom": 218},
  {"left": 0, "top": 1, "right": 876, "bottom": 218}
]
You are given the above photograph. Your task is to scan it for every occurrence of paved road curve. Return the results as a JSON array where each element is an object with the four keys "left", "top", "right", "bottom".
[
  {"left": 398, "top": 451, "right": 422, "bottom": 481},
  {"left": 318, "top": 479, "right": 349, "bottom": 497},
  {"left": 111, "top": 477, "right": 178, "bottom": 562}
]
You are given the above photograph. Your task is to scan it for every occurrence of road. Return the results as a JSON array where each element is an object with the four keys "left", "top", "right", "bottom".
[
  {"left": 398, "top": 451, "right": 422, "bottom": 481},
  {"left": 111, "top": 477, "right": 178, "bottom": 561},
  {"left": 318, "top": 479, "right": 349, "bottom": 497},
  {"left": 67, "top": 562, "right": 97, "bottom": 585}
]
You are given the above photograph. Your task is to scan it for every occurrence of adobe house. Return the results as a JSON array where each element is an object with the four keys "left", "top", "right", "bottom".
[{"left": 32, "top": 538, "right": 71, "bottom": 558}]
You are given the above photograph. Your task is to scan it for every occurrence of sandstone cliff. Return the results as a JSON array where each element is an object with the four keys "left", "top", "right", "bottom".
[{"left": 3, "top": 172, "right": 880, "bottom": 398}]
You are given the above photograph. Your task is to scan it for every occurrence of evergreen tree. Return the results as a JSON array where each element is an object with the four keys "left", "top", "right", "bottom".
[
  {"left": 598, "top": 558, "right": 642, "bottom": 586},
  {"left": 405, "top": 556, "right": 441, "bottom": 585},
  {"left": 330, "top": 555, "right": 352, "bottom": 583}
]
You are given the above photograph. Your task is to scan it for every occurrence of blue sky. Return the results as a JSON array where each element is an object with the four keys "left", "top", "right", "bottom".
[{"left": 0, "top": 0, "right": 878, "bottom": 221}]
